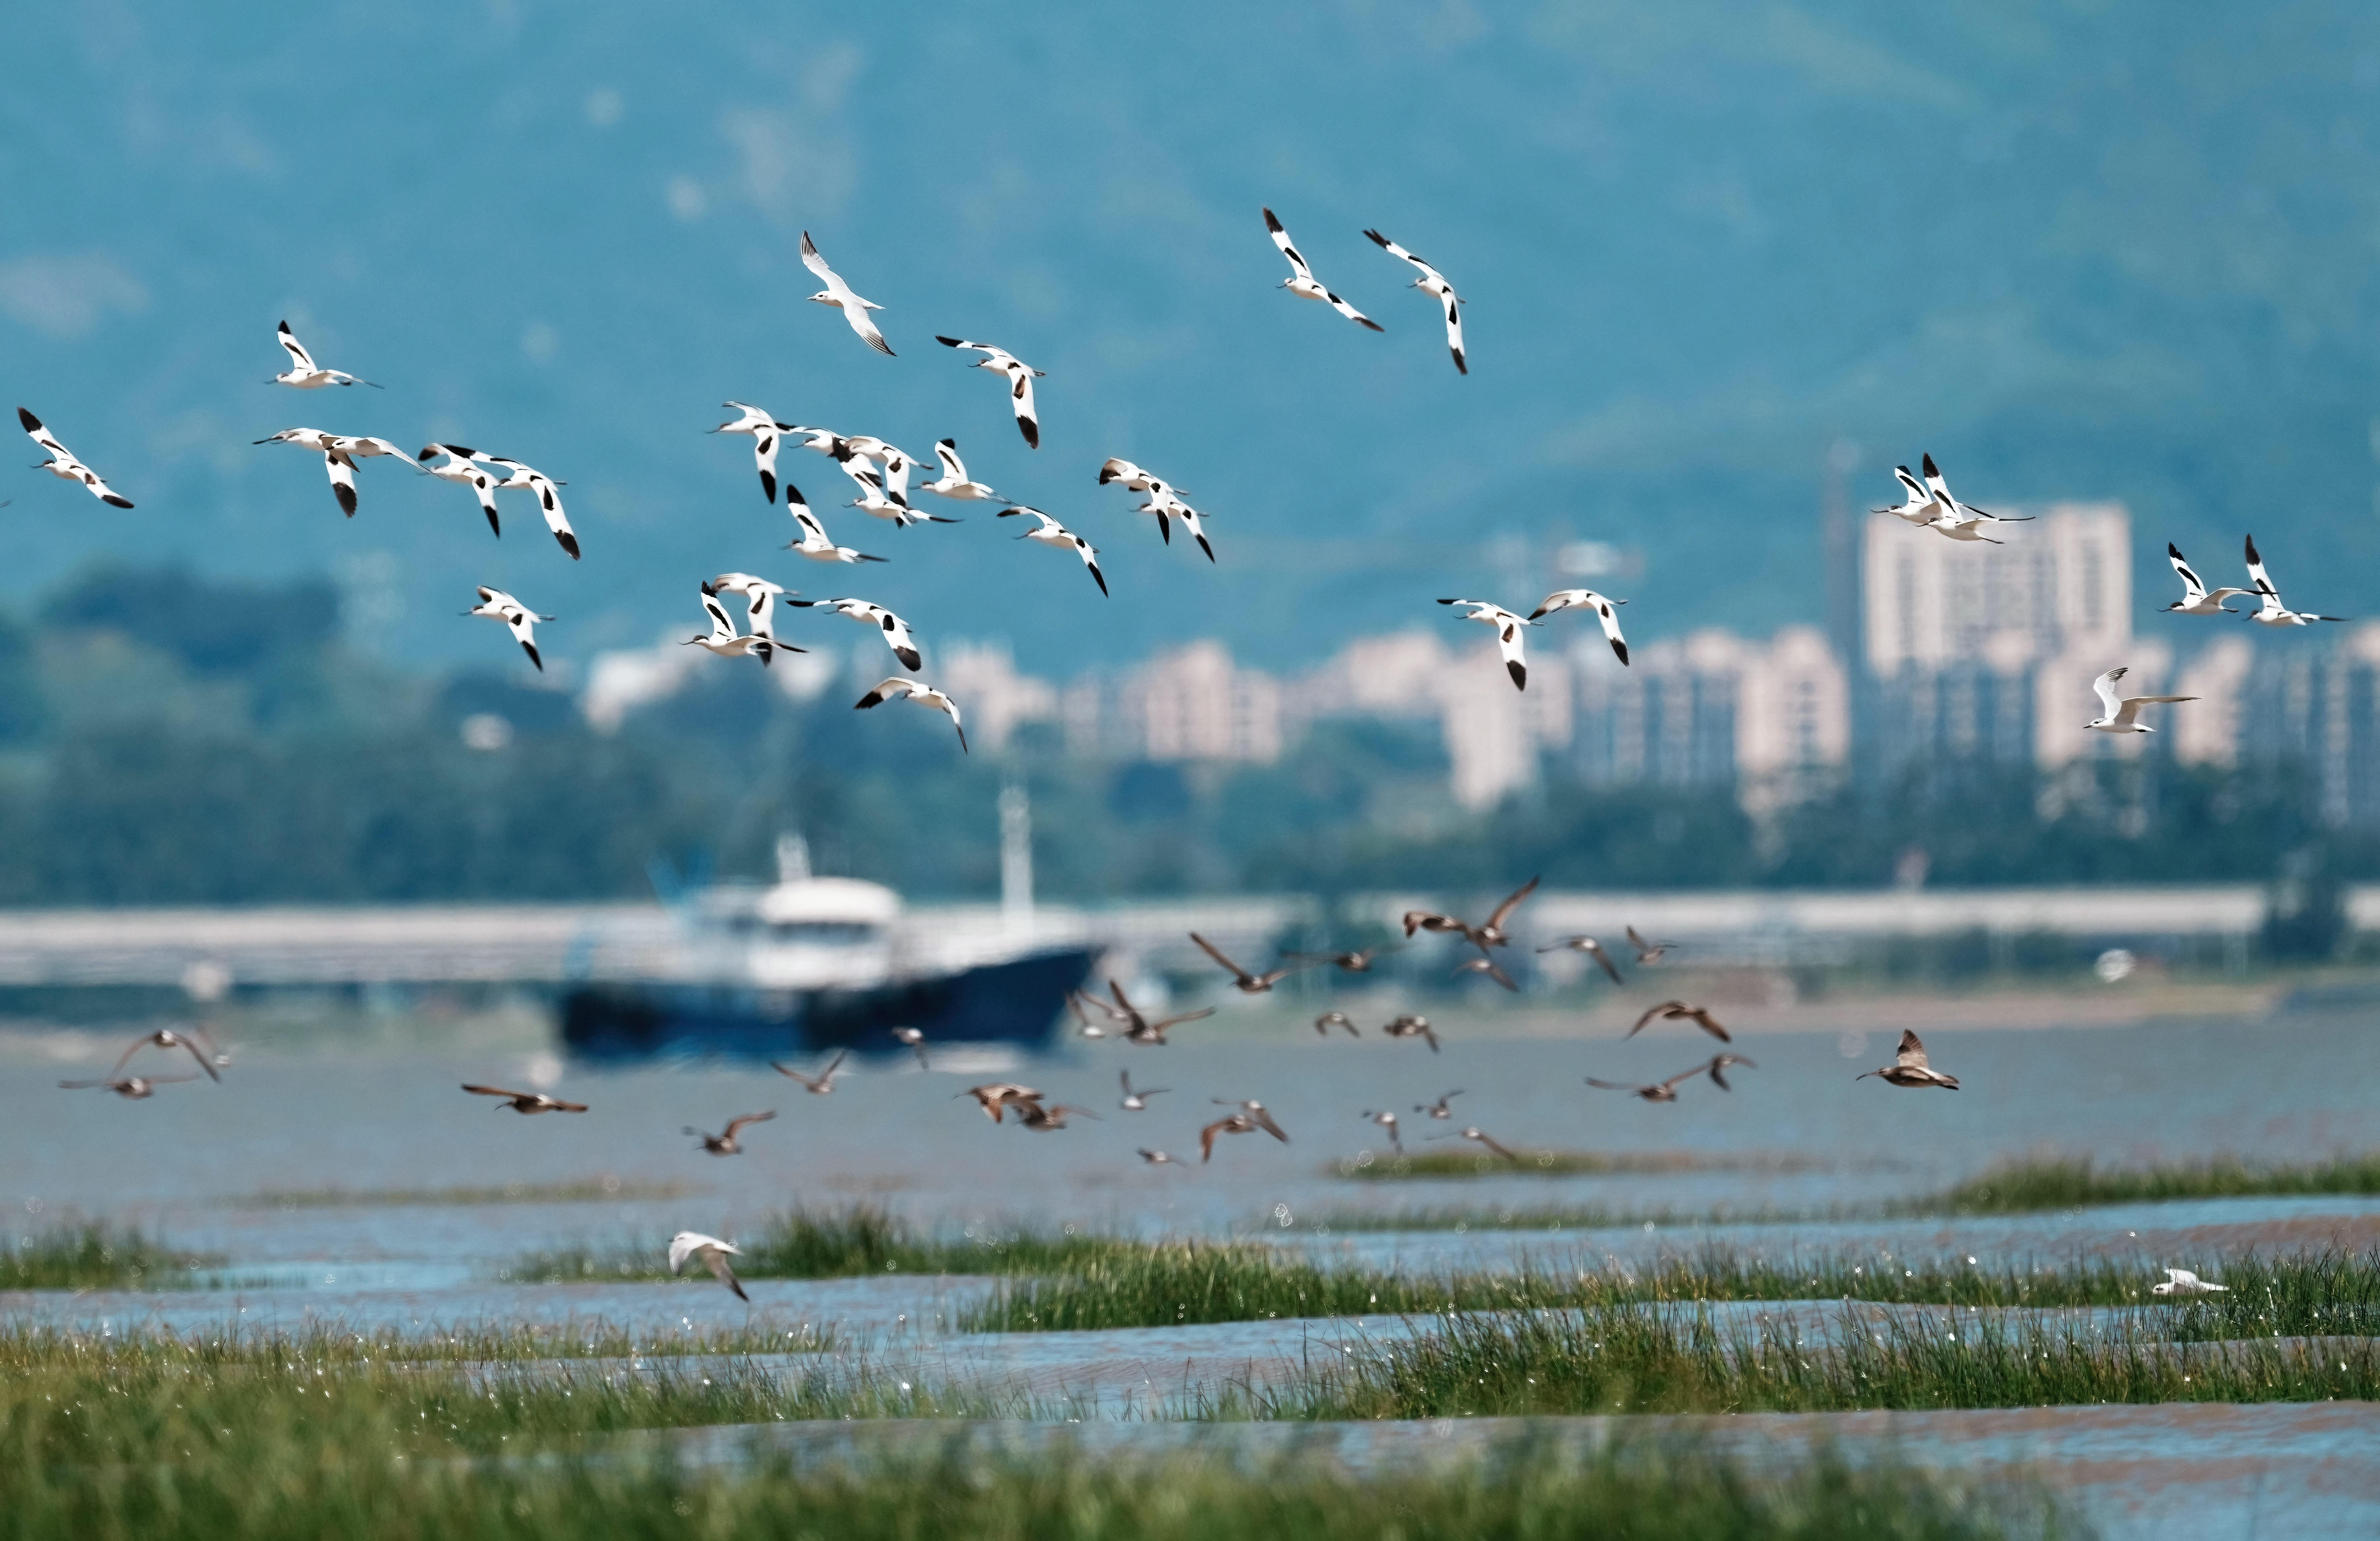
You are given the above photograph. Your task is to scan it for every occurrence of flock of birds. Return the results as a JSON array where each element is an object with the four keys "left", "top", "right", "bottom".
[{"left": 29, "top": 212, "right": 2286, "bottom": 1304}]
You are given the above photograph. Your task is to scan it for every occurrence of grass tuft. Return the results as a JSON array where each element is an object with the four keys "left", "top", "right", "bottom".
[
  {"left": 2, "top": 1223, "right": 217, "bottom": 1290},
  {"left": 1337, "top": 1148, "right": 1825, "bottom": 1179},
  {"left": 1918, "top": 1153, "right": 2380, "bottom": 1214},
  {"left": 513, "top": 1204, "right": 1139, "bottom": 1285}
]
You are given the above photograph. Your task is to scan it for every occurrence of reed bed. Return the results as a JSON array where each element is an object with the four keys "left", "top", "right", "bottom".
[
  {"left": 1917, "top": 1153, "right": 2380, "bottom": 1214},
  {"left": 513, "top": 1204, "right": 1141, "bottom": 1284},
  {"left": 3, "top": 1223, "right": 216, "bottom": 1290},
  {"left": 1337, "top": 1148, "right": 1824, "bottom": 1179}
]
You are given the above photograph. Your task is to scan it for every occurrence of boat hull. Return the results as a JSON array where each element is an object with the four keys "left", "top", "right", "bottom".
[{"left": 558, "top": 946, "right": 1094, "bottom": 1061}]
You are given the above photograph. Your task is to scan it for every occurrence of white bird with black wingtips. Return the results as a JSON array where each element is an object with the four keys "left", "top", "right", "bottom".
[
  {"left": 711, "top": 401, "right": 799, "bottom": 506},
  {"left": 918, "top": 440, "right": 1006, "bottom": 503},
  {"left": 1263, "top": 208, "right": 1382, "bottom": 331},
  {"left": 1097, "top": 458, "right": 1184, "bottom": 499},
  {"left": 2244, "top": 534, "right": 2347, "bottom": 626},
  {"left": 466, "top": 587, "right": 551, "bottom": 672},
  {"left": 418, "top": 445, "right": 504, "bottom": 535},
  {"left": 1141, "top": 490, "right": 1214, "bottom": 562},
  {"left": 708, "top": 573, "right": 788, "bottom": 640},
  {"left": 855, "top": 676, "right": 966, "bottom": 752},
  {"left": 937, "top": 337, "right": 1045, "bottom": 448},
  {"left": 998, "top": 506, "right": 1107, "bottom": 595},
  {"left": 1363, "top": 229, "right": 1466, "bottom": 372},
  {"left": 2164, "top": 542, "right": 2253, "bottom": 616},
  {"left": 1530, "top": 589, "right": 1629, "bottom": 665},
  {"left": 256, "top": 428, "right": 417, "bottom": 518},
  {"left": 1876, "top": 465, "right": 1940, "bottom": 526},
  {"left": 1437, "top": 598, "right": 1534, "bottom": 690},
  {"left": 484, "top": 457, "right": 580, "bottom": 560},
  {"left": 2084, "top": 666, "right": 2194, "bottom": 734},
  {"left": 784, "top": 486, "right": 888, "bottom": 565},
  {"left": 1920, "top": 453, "right": 2032, "bottom": 544},
  {"left": 791, "top": 596, "right": 922, "bottom": 671},
  {"left": 20, "top": 409, "right": 133, "bottom": 508},
  {"left": 684, "top": 584, "right": 789, "bottom": 666},
  {"left": 800, "top": 231, "right": 894, "bottom": 356},
  {"left": 271, "top": 320, "right": 379, "bottom": 390}
]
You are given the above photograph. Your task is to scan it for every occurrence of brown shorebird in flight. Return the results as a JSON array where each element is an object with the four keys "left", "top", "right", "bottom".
[
  {"left": 1588, "top": 1054, "right": 1757, "bottom": 1103},
  {"left": 668, "top": 1232, "right": 749, "bottom": 1301},
  {"left": 889, "top": 1027, "right": 930, "bottom": 1068},
  {"left": 1199, "top": 1110, "right": 1287, "bottom": 1162},
  {"left": 462, "top": 1084, "right": 589, "bottom": 1114},
  {"left": 1284, "top": 945, "right": 1399, "bottom": 973},
  {"left": 1014, "top": 1101, "right": 1097, "bottom": 1131},
  {"left": 1856, "top": 1029, "right": 1961, "bottom": 1090},
  {"left": 1628, "top": 1001, "right": 1731, "bottom": 1043},
  {"left": 1383, "top": 1013, "right": 1441, "bottom": 1052},
  {"left": 1106, "top": 980, "right": 1216, "bottom": 1045},
  {"left": 110, "top": 1026, "right": 224, "bottom": 1083},
  {"left": 60, "top": 1074, "right": 199, "bottom": 1099},
  {"left": 1360, "top": 1108, "right": 1404, "bottom": 1151},
  {"left": 1137, "top": 1148, "right": 1180, "bottom": 1165},
  {"left": 684, "top": 1111, "right": 776, "bottom": 1154},
  {"left": 1189, "top": 933, "right": 1314, "bottom": 994},
  {"left": 772, "top": 1049, "right": 849, "bottom": 1094},
  {"left": 1210, "top": 1097, "right": 1290, "bottom": 1142},
  {"left": 956, "top": 1082, "right": 1044, "bottom": 1122},
  {"left": 1401, "top": 876, "right": 1540, "bottom": 956},
  {"left": 1067, "top": 990, "right": 1125, "bottom": 1038},
  {"left": 1429, "top": 1125, "right": 1523, "bottom": 1162},
  {"left": 1313, "top": 1011, "right": 1361, "bottom": 1037},
  {"left": 1536, "top": 935, "right": 1624, "bottom": 984},
  {"left": 1452, "top": 956, "right": 1516, "bottom": 991},
  {"left": 1118, "top": 1070, "right": 1169, "bottom": 1111},
  {"left": 1625, "top": 925, "right": 1678, "bottom": 964},
  {"left": 1414, "top": 1089, "right": 1464, "bottom": 1119}
]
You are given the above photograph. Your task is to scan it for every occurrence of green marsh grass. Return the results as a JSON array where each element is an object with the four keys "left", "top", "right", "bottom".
[
  {"left": 1337, "top": 1148, "right": 1825, "bottom": 1179},
  {"left": 513, "top": 1203, "right": 1139, "bottom": 1284},
  {"left": 1918, "top": 1152, "right": 2380, "bottom": 1214},
  {"left": 3, "top": 1223, "right": 217, "bottom": 1290}
]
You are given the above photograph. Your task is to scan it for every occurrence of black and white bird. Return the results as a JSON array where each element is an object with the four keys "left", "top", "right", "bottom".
[
  {"left": 708, "top": 573, "right": 789, "bottom": 639},
  {"left": 1363, "top": 229, "right": 1465, "bottom": 372},
  {"left": 791, "top": 596, "right": 922, "bottom": 671},
  {"left": 917, "top": 440, "right": 1006, "bottom": 502},
  {"left": 784, "top": 486, "right": 887, "bottom": 564},
  {"left": 466, "top": 587, "right": 551, "bottom": 671},
  {"left": 1920, "top": 454, "right": 2032, "bottom": 543},
  {"left": 711, "top": 402, "right": 800, "bottom": 506},
  {"left": 1856, "top": 1028, "right": 1960, "bottom": 1090},
  {"left": 854, "top": 676, "right": 966, "bottom": 752},
  {"left": 2084, "top": 667, "right": 2194, "bottom": 734},
  {"left": 1096, "top": 458, "right": 1185, "bottom": 500},
  {"left": 998, "top": 506, "right": 1106, "bottom": 595},
  {"left": 1529, "top": 590, "right": 1629, "bottom": 665},
  {"left": 1437, "top": 598, "right": 1534, "bottom": 689},
  {"left": 800, "top": 231, "right": 894, "bottom": 356},
  {"left": 2152, "top": 1267, "right": 2227, "bottom": 1297},
  {"left": 2244, "top": 534, "right": 2347, "bottom": 626},
  {"left": 1876, "top": 465, "right": 1939, "bottom": 526},
  {"left": 684, "top": 584, "right": 786, "bottom": 666},
  {"left": 255, "top": 428, "right": 416, "bottom": 517},
  {"left": 484, "top": 457, "right": 580, "bottom": 560},
  {"left": 840, "top": 452, "right": 950, "bottom": 528},
  {"left": 667, "top": 1231, "right": 749, "bottom": 1301},
  {"left": 2163, "top": 543, "right": 2252, "bottom": 616},
  {"left": 271, "top": 321, "right": 379, "bottom": 390},
  {"left": 1140, "top": 490, "right": 1215, "bottom": 562},
  {"left": 936, "top": 337, "right": 1044, "bottom": 448},
  {"left": 20, "top": 408, "right": 133, "bottom": 507},
  {"left": 1262, "top": 208, "right": 1382, "bottom": 331},
  {"left": 417, "top": 444, "right": 504, "bottom": 535}
]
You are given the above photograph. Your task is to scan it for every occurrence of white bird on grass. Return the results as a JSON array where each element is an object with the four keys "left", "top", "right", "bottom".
[
  {"left": 784, "top": 487, "right": 888, "bottom": 565},
  {"left": 854, "top": 677, "right": 966, "bottom": 752},
  {"left": 271, "top": 320, "right": 379, "bottom": 389},
  {"left": 2083, "top": 667, "right": 2194, "bottom": 734},
  {"left": 998, "top": 506, "right": 1107, "bottom": 595},
  {"left": 1263, "top": 208, "right": 1382, "bottom": 331},
  {"left": 800, "top": 231, "right": 893, "bottom": 356},
  {"left": 1855, "top": 1028, "right": 1961, "bottom": 1090},
  {"left": 19, "top": 408, "right": 133, "bottom": 508},
  {"left": 936, "top": 337, "right": 1044, "bottom": 448},
  {"left": 465, "top": 586, "right": 551, "bottom": 671},
  {"left": 1363, "top": 229, "right": 1466, "bottom": 372},
  {"left": 1437, "top": 598, "right": 1534, "bottom": 690},
  {"left": 711, "top": 401, "right": 800, "bottom": 505},
  {"left": 790, "top": 596, "right": 922, "bottom": 671},
  {"left": 416, "top": 445, "right": 504, "bottom": 535},
  {"left": 2152, "top": 1267, "right": 2227, "bottom": 1297},
  {"left": 667, "top": 1231, "right": 749, "bottom": 1301},
  {"left": 1529, "top": 589, "right": 1629, "bottom": 664},
  {"left": 2244, "top": 534, "right": 2347, "bottom": 625},
  {"left": 918, "top": 440, "right": 1006, "bottom": 502},
  {"left": 707, "top": 573, "right": 789, "bottom": 640},
  {"left": 684, "top": 585, "right": 786, "bottom": 666},
  {"left": 2162, "top": 543, "right": 2253, "bottom": 616},
  {"left": 484, "top": 457, "right": 580, "bottom": 560}
]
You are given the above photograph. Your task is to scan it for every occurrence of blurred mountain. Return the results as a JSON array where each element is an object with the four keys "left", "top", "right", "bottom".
[{"left": 4, "top": 1, "right": 2377, "bottom": 683}]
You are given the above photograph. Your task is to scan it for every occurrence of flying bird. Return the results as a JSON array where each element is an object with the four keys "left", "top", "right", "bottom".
[
  {"left": 59, "top": 1074, "right": 200, "bottom": 1098},
  {"left": 1382, "top": 1013, "right": 1441, "bottom": 1051},
  {"left": 800, "top": 231, "right": 894, "bottom": 355},
  {"left": 1136, "top": 490, "right": 1215, "bottom": 562},
  {"left": 1437, "top": 598, "right": 1534, "bottom": 689},
  {"left": 956, "top": 1082, "right": 1044, "bottom": 1123},
  {"left": 1096, "top": 458, "right": 1186, "bottom": 499},
  {"left": 1014, "top": 1101, "right": 1097, "bottom": 1131},
  {"left": 1625, "top": 925, "right": 1678, "bottom": 964},
  {"left": 1875, "top": 465, "right": 1940, "bottom": 526},
  {"left": 2163, "top": 543, "right": 2253, "bottom": 616},
  {"left": 466, "top": 586, "right": 552, "bottom": 671},
  {"left": 890, "top": 1026, "right": 930, "bottom": 1068},
  {"left": 1587, "top": 1054, "right": 1757, "bottom": 1102},
  {"left": 1313, "top": 1011, "right": 1361, "bottom": 1037},
  {"left": 711, "top": 401, "right": 799, "bottom": 505},
  {"left": 1401, "top": 876, "right": 1541, "bottom": 954},
  {"left": 1118, "top": 1070, "right": 1169, "bottom": 1111},
  {"left": 684, "top": 584, "right": 785, "bottom": 666},
  {"left": 2083, "top": 667, "right": 2194, "bottom": 734},
  {"left": 791, "top": 596, "right": 922, "bottom": 670},
  {"left": 1919, "top": 454, "right": 2032, "bottom": 543},
  {"left": 2244, "top": 534, "right": 2347, "bottom": 625},
  {"left": 918, "top": 440, "right": 1007, "bottom": 502},
  {"left": 1103, "top": 979, "right": 1216, "bottom": 1045},
  {"left": 1188, "top": 932, "right": 1312, "bottom": 994},
  {"left": 1414, "top": 1090, "right": 1463, "bottom": 1119},
  {"left": 418, "top": 445, "right": 505, "bottom": 535},
  {"left": 19, "top": 409, "right": 132, "bottom": 508},
  {"left": 1529, "top": 590, "right": 1630, "bottom": 665},
  {"left": 1284, "top": 945, "right": 1397, "bottom": 973},
  {"left": 1363, "top": 228, "right": 1465, "bottom": 371},
  {"left": 1262, "top": 208, "right": 1382, "bottom": 331},
  {"left": 462, "top": 1084, "right": 588, "bottom": 1114},
  {"left": 854, "top": 677, "right": 966, "bottom": 752},
  {"left": 1429, "top": 1125, "right": 1521, "bottom": 1162},
  {"left": 772, "top": 1050, "right": 848, "bottom": 1094},
  {"left": 1452, "top": 956, "right": 1516, "bottom": 991},
  {"left": 1855, "top": 1029, "right": 1961, "bottom": 1090},
  {"left": 1628, "top": 1001, "right": 1732, "bottom": 1043},
  {"left": 667, "top": 1231, "right": 749, "bottom": 1301},
  {"left": 255, "top": 429, "right": 418, "bottom": 517},
  {"left": 1136, "top": 1148, "right": 1180, "bottom": 1165},
  {"left": 271, "top": 321, "right": 379, "bottom": 389},
  {"left": 109, "top": 1026, "right": 223, "bottom": 1084},
  {"left": 483, "top": 457, "right": 580, "bottom": 559},
  {"left": 684, "top": 1111, "right": 776, "bottom": 1155},
  {"left": 1360, "top": 1108, "right": 1404, "bottom": 1150},
  {"left": 785, "top": 486, "right": 888, "bottom": 564},
  {"left": 937, "top": 337, "right": 1045, "bottom": 448},
  {"left": 1536, "top": 935, "right": 1624, "bottom": 985},
  {"left": 2152, "top": 1267, "right": 2227, "bottom": 1297},
  {"left": 998, "top": 506, "right": 1107, "bottom": 595},
  {"left": 708, "top": 572, "right": 789, "bottom": 640}
]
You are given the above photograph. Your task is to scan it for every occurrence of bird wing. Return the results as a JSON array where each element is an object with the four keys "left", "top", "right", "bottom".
[
  {"left": 1485, "top": 875, "right": 1541, "bottom": 933},
  {"left": 723, "top": 1111, "right": 776, "bottom": 1138},
  {"left": 1151, "top": 1006, "right": 1218, "bottom": 1031},
  {"left": 1495, "top": 617, "right": 1528, "bottom": 689},
  {"left": 1919, "top": 452, "right": 1954, "bottom": 507},
  {"left": 1895, "top": 1030, "right": 1930, "bottom": 1069},
  {"left": 1584, "top": 1077, "right": 1641, "bottom": 1092},
  {"left": 1698, "top": 1058, "right": 1734, "bottom": 1092},
  {"left": 1590, "top": 596, "right": 1630, "bottom": 665},
  {"left": 1190, "top": 931, "right": 1254, "bottom": 984},
  {"left": 1098, "top": 456, "right": 1143, "bottom": 487},
  {"left": 701, "top": 591, "right": 739, "bottom": 641},
  {"left": 854, "top": 676, "right": 912, "bottom": 708},
  {"left": 18, "top": 408, "right": 72, "bottom": 463},
  {"left": 820, "top": 1049, "right": 848, "bottom": 1081},
  {"left": 1475, "top": 1132, "right": 1520, "bottom": 1161},
  {"left": 703, "top": 1248, "right": 750, "bottom": 1301},
  {"left": 879, "top": 611, "right": 920, "bottom": 669},
  {"left": 2090, "top": 669, "right": 2125, "bottom": 719},
  {"left": 322, "top": 449, "right": 359, "bottom": 516},
  {"left": 1890, "top": 465, "right": 1933, "bottom": 511},
  {"left": 1582, "top": 939, "right": 1623, "bottom": 985},
  {"left": 842, "top": 304, "right": 895, "bottom": 356},
  {"left": 2167, "top": 543, "right": 2208, "bottom": 602},
  {"left": 460, "top": 1084, "right": 530, "bottom": 1099},
  {"left": 1250, "top": 1107, "right": 1290, "bottom": 1142},
  {"left": 1199, "top": 1118, "right": 1233, "bottom": 1161},
  {"left": 277, "top": 322, "right": 316, "bottom": 373},
  {"left": 2244, "top": 534, "right": 2277, "bottom": 599},
  {"left": 1010, "top": 368, "right": 1039, "bottom": 448},
  {"left": 1439, "top": 288, "right": 1466, "bottom": 373},
  {"left": 1627, "top": 1002, "right": 1687, "bottom": 1039},
  {"left": 1684, "top": 1007, "right": 1731, "bottom": 1042},
  {"left": 1362, "top": 229, "right": 1438, "bottom": 282},
  {"left": 1326, "top": 289, "right": 1384, "bottom": 330},
  {"left": 799, "top": 231, "right": 834, "bottom": 282},
  {"left": 1262, "top": 208, "right": 1314, "bottom": 282}
]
